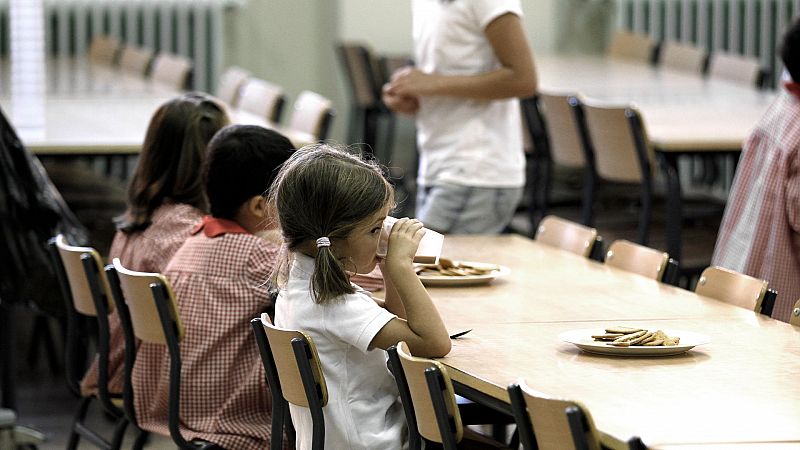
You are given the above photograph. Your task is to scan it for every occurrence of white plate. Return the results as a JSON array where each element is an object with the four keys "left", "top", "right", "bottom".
[
  {"left": 415, "top": 261, "right": 511, "bottom": 287},
  {"left": 559, "top": 328, "right": 710, "bottom": 357}
]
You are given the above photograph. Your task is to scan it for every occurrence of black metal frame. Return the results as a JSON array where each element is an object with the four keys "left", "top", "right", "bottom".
[
  {"left": 149, "top": 282, "right": 221, "bottom": 450},
  {"left": 626, "top": 109, "right": 655, "bottom": 246},
  {"left": 424, "top": 367, "right": 459, "bottom": 450},
  {"left": 568, "top": 96, "right": 598, "bottom": 228},
  {"left": 290, "top": 337, "right": 326, "bottom": 450},
  {"left": 249, "top": 318, "right": 295, "bottom": 450},
  {"left": 520, "top": 95, "right": 553, "bottom": 235},
  {"left": 662, "top": 258, "right": 681, "bottom": 286},
  {"left": 47, "top": 239, "right": 128, "bottom": 450},
  {"left": 760, "top": 289, "right": 778, "bottom": 317},
  {"left": 386, "top": 345, "right": 422, "bottom": 450},
  {"left": 104, "top": 266, "right": 150, "bottom": 450},
  {"left": 507, "top": 383, "right": 538, "bottom": 450}
]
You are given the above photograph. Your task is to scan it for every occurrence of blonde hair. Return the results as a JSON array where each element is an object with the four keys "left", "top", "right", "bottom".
[{"left": 270, "top": 143, "right": 393, "bottom": 303}]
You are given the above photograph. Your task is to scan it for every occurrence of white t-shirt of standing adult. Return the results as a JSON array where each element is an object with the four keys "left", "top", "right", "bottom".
[
  {"left": 274, "top": 253, "right": 406, "bottom": 450},
  {"left": 412, "top": 0, "right": 526, "bottom": 189}
]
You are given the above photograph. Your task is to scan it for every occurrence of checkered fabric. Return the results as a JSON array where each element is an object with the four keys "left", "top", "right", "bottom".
[
  {"left": 712, "top": 88, "right": 800, "bottom": 322},
  {"left": 131, "top": 230, "right": 286, "bottom": 450},
  {"left": 80, "top": 203, "right": 203, "bottom": 396}
]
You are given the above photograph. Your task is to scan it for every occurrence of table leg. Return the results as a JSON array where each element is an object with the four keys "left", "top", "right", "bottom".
[{"left": 661, "top": 153, "right": 683, "bottom": 262}]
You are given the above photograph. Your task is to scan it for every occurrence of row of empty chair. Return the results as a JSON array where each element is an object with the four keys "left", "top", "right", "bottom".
[
  {"left": 609, "top": 30, "right": 764, "bottom": 87},
  {"left": 534, "top": 215, "right": 777, "bottom": 316},
  {"left": 216, "top": 66, "right": 334, "bottom": 144},
  {"left": 88, "top": 34, "right": 193, "bottom": 90}
]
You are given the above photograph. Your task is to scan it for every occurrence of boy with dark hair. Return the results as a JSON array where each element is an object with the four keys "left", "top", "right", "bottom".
[
  {"left": 131, "top": 125, "right": 293, "bottom": 450},
  {"left": 712, "top": 17, "right": 800, "bottom": 323}
]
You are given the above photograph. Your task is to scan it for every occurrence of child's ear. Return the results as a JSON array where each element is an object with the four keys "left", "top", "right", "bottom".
[{"left": 247, "top": 195, "right": 268, "bottom": 219}]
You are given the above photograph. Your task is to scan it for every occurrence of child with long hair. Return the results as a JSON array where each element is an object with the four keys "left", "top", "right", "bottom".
[{"left": 271, "top": 144, "right": 451, "bottom": 449}]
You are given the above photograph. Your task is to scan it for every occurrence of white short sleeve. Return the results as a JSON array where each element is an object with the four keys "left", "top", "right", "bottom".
[
  {"left": 324, "top": 289, "right": 396, "bottom": 353},
  {"left": 471, "top": 0, "right": 523, "bottom": 30}
]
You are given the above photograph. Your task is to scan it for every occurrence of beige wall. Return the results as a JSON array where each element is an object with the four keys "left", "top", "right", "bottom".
[{"left": 222, "top": 0, "right": 611, "bottom": 144}]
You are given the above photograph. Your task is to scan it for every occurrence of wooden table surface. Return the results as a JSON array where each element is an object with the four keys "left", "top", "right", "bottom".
[{"left": 431, "top": 235, "right": 800, "bottom": 449}]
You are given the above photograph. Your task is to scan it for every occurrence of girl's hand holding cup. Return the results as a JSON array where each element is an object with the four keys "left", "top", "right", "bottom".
[{"left": 383, "top": 218, "right": 425, "bottom": 267}]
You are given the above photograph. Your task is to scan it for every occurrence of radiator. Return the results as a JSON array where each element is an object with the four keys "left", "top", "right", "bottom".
[
  {"left": 0, "top": 0, "right": 226, "bottom": 92},
  {"left": 615, "top": 0, "right": 800, "bottom": 86}
]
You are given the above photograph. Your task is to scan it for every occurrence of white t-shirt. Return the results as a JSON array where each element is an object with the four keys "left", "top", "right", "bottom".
[
  {"left": 412, "top": 0, "right": 526, "bottom": 189},
  {"left": 274, "top": 253, "right": 405, "bottom": 450}
]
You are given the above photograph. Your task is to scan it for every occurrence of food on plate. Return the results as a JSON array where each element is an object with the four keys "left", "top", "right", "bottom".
[
  {"left": 594, "top": 326, "right": 681, "bottom": 347},
  {"left": 414, "top": 258, "right": 500, "bottom": 277}
]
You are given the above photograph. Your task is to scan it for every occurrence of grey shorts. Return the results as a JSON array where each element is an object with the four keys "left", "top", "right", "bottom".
[{"left": 415, "top": 183, "right": 523, "bottom": 234}]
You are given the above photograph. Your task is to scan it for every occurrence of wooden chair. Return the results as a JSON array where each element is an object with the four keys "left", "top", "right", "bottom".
[
  {"left": 535, "top": 215, "right": 599, "bottom": 258},
  {"left": 607, "top": 30, "right": 655, "bottom": 62},
  {"left": 260, "top": 317, "right": 328, "bottom": 450},
  {"left": 572, "top": 97, "right": 656, "bottom": 245},
  {"left": 708, "top": 52, "right": 763, "bottom": 87},
  {"left": 49, "top": 235, "right": 128, "bottom": 450},
  {"left": 394, "top": 342, "right": 510, "bottom": 450},
  {"left": 110, "top": 258, "right": 221, "bottom": 450},
  {"left": 118, "top": 46, "right": 154, "bottom": 76},
  {"left": 659, "top": 41, "right": 707, "bottom": 74},
  {"left": 790, "top": 299, "right": 800, "bottom": 326},
  {"left": 250, "top": 314, "right": 295, "bottom": 450},
  {"left": 150, "top": 53, "right": 193, "bottom": 89},
  {"left": 695, "top": 266, "right": 775, "bottom": 315},
  {"left": 87, "top": 35, "right": 120, "bottom": 66},
  {"left": 285, "top": 90, "right": 335, "bottom": 142},
  {"left": 215, "top": 66, "right": 251, "bottom": 106},
  {"left": 238, "top": 78, "right": 286, "bottom": 123},
  {"left": 507, "top": 380, "right": 645, "bottom": 450},
  {"left": 605, "top": 239, "right": 678, "bottom": 284}
]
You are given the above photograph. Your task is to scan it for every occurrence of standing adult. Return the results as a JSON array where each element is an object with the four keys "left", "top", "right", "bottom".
[
  {"left": 712, "top": 17, "right": 800, "bottom": 322},
  {"left": 383, "top": 0, "right": 537, "bottom": 234}
]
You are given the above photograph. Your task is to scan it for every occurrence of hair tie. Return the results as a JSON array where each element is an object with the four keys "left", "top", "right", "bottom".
[{"left": 316, "top": 237, "right": 331, "bottom": 248}]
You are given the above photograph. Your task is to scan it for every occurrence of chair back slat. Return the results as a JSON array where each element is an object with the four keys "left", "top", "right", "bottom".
[
  {"left": 396, "top": 342, "right": 462, "bottom": 444},
  {"left": 790, "top": 299, "right": 800, "bottom": 326},
  {"left": 287, "top": 90, "right": 334, "bottom": 140},
  {"left": 54, "top": 234, "right": 112, "bottom": 316},
  {"left": 708, "top": 52, "right": 762, "bottom": 87},
  {"left": 151, "top": 53, "right": 192, "bottom": 89},
  {"left": 261, "top": 319, "right": 328, "bottom": 408},
  {"left": 605, "top": 239, "right": 669, "bottom": 281},
  {"left": 581, "top": 101, "right": 652, "bottom": 183},
  {"left": 512, "top": 380, "right": 601, "bottom": 450},
  {"left": 337, "top": 43, "right": 379, "bottom": 108},
  {"left": 535, "top": 215, "right": 598, "bottom": 258},
  {"left": 695, "top": 266, "right": 768, "bottom": 313},
  {"left": 608, "top": 30, "right": 655, "bottom": 62},
  {"left": 119, "top": 46, "right": 153, "bottom": 76},
  {"left": 660, "top": 41, "right": 706, "bottom": 73},
  {"left": 88, "top": 35, "right": 120, "bottom": 66},
  {"left": 239, "top": 78, "right": 286, "bottom": 122},
  {"left": 112, "top": 258, "right": 183, "bottom": 344},
  {"left": 539, "top": 92, "right": 585, "bottom": 168},
  {"left": 216, "top": 66, "right": 251, "bottom": 106}
]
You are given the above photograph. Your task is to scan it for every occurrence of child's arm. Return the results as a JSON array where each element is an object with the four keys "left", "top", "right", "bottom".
[
  {"left": 369, "top": 218, "right": 451, "bottom": 357},
  {"left": 384, "top": 13, "right": 536, "bottom": 101},
  {"left": 379, "top": 260, "right": 406, "bottom": 319}
]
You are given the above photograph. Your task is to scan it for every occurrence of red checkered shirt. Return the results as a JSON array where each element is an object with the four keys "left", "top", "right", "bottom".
[
  {"left": 132, "top": 216, "right": 286, "bottom": 449},
  {"left": 712, "top": 87, "right": 800, "bottom": 322},
  {"left": 80, "top": 203, "right": 203, "bottom": 396}
]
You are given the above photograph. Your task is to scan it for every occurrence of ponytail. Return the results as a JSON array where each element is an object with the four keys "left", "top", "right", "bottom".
[{"left": 312, "top": 244, "right": 355, "bottom": 304}]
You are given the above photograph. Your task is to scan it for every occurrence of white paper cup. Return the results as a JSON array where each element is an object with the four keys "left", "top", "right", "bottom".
[{"left": 376, "top": 216, "right": 443, "bottom": 264}]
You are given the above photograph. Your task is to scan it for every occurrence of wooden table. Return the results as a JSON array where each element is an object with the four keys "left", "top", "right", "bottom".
[
  {"left": 536, "top": 54, "right": 778, "bottom": 260},
  {"left": 432, "top": 235, "right": 800, "bottom": 449}
]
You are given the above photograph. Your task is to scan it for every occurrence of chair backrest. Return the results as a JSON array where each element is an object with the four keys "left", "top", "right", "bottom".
[
  {"left": 659, "top": 41, "right": 707, "bottom": 73},
  {"left": 608, "top": 30, "right": 655, "bottom": 62},
  {"left": 605, "top": 239, "right": 669, "bottom": 281},
  {"left": 708, "top": 52, "right": 762, "bottom": 87},
  {"left": 790, "top": 299, "right": 800, "bottom": 326},
  {"left": 53, "top": 234, "right": 112, "bottom": 317},
  {"left": 286, "top": 90, "right": 334, "bottom": 141},
  {"left": 216, "top": 66, "right": 251, "bottom": 106},
  {"left": 88, "top": 35, "right": 120, "bottom": 66},
  {"left": 695, "top": 266, "right": 769, "bottom": 313},
  {"left": 238, "top": 78, "right": 286, "bottom": 123},
  {"left": 111, "top": 258, "right": 183, "bottom": 344},
  {"left": 118, "top": 46, "right": 154, "bottom": 76},
  {"left": 260, "top": 319, "right": 328, "bottom": 409},
  {"left": 580, "top": 99, "right": 653, "bottom": 184},
  {"left": 150, "top": 53, "right": 192, "bottom": 89},
  {"left": 539, "top": 92, "right": 585, "bottom": 168},
  {"left": 336, "top": 42, "right": 380, "bottom": 108},
  {"left": 508, "top": 380, "right": 601, "bottom": 450},
  {"left": 251, "top": 314, "right": 293, "bottom": 450},
  {"left": 395, "top": 341, "right": 462, "bottom": 447},
  {"left": 535, "top": 215, "right": 598, "bottom": 258}
]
